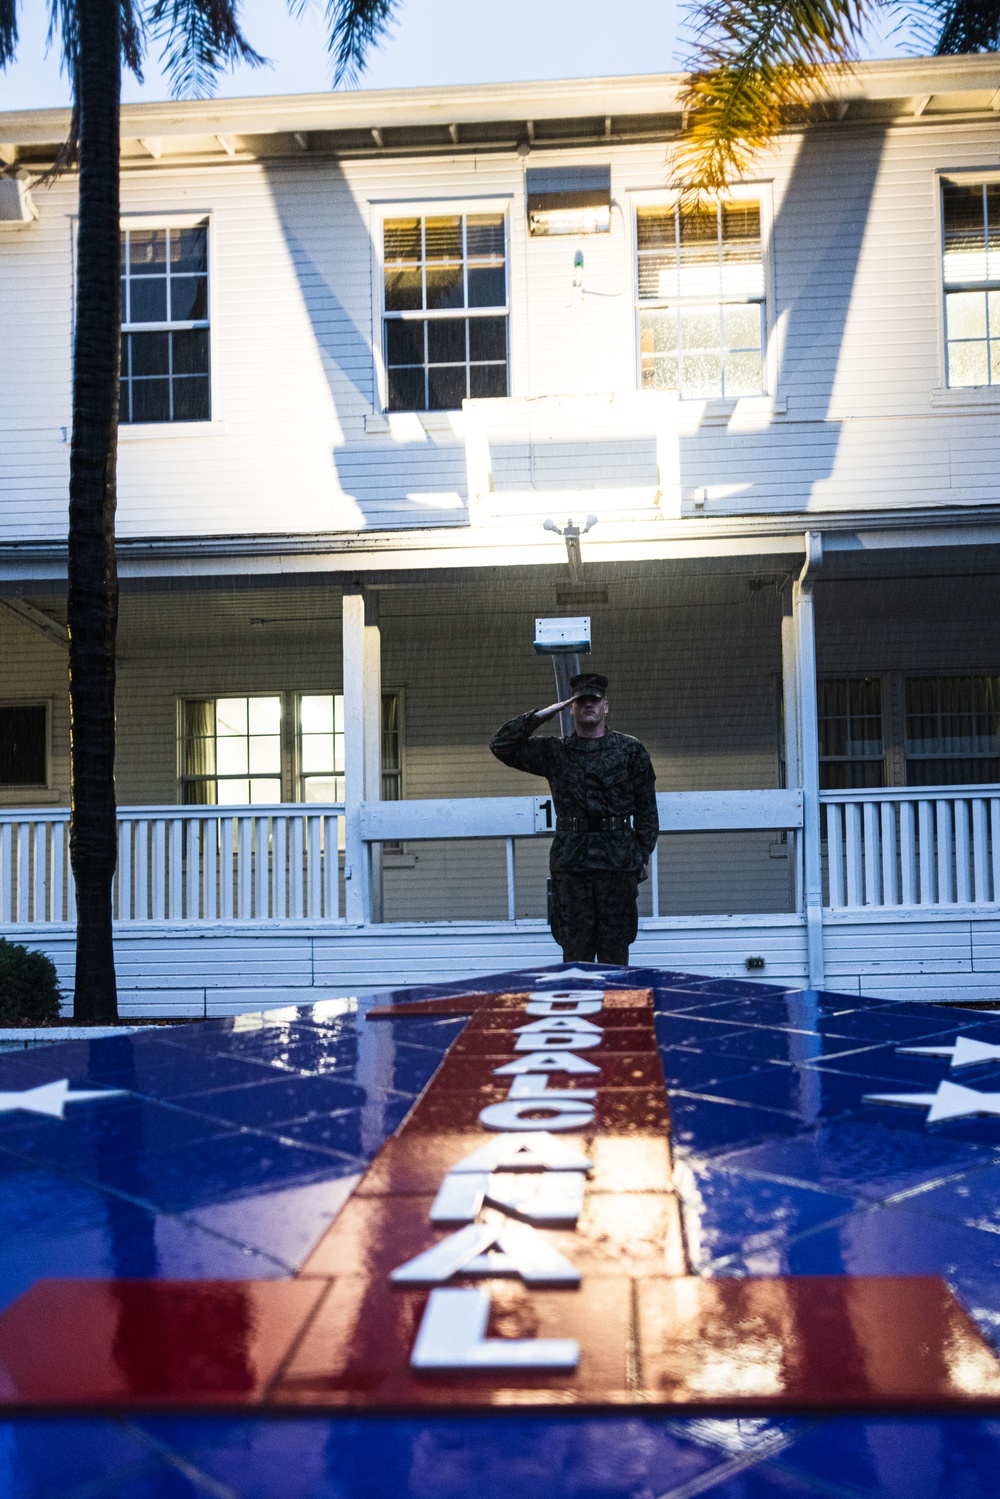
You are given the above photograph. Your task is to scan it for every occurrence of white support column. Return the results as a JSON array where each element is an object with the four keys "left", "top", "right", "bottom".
[
  {"left": 793, "top": 532, "right": 825, "bottom": 988},
  {"left": 342, "top": 584, "right": 382, "bottom": 925},
  {"left": 363, "top": 591, "right": 383, "bottom": 923},
  {"left": 781, "top": 580, "right": 802, "bottom": 915}
]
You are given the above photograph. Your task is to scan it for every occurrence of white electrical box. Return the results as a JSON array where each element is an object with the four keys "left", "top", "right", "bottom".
[{"left": 534, "top": 617, "right": 591, "bottom": 654}]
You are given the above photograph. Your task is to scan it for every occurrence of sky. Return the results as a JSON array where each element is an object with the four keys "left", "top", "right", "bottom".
[{"left": 0, "top": 0, "right": 915, "bottom": 113}]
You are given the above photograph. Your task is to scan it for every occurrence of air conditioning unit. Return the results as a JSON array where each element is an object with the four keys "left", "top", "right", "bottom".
[{"left": 0, "top": 175, "right": 38, "bottom": 227}]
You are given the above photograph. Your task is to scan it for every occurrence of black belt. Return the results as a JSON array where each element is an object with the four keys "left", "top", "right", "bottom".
[{"left": 557, "top": 814, "right": 632, "bottom": 834}]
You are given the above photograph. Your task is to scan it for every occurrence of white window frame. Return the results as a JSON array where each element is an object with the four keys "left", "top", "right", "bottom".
[
  {"left": 0, "top": 699, "right": 51, "bottom": 791},
  {"left": 936, "top": 172, "right": 1000, "bottom": 392},
  {"left": 370, "top": 198, "right": 512, "bottom": 416},
  {"left": 630, "top": 183, "right": 776, "bottom": 403},
  {"left": 119, "top": 211, "right": 214, "bottom": 427}
]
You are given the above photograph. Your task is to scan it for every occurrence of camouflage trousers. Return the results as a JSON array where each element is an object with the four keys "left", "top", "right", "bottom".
[{"left": 549, "top": 870, "right": 640, "bottom": 966}]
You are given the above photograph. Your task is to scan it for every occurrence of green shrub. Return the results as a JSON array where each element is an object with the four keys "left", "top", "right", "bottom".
[{"left": 0, "top": 939, "right": 62, "bottom": 1024}]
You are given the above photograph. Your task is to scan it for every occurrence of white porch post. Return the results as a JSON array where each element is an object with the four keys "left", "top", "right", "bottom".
[
  {"left": 342, "top": 584, "right": 382, "bottom": 924},
  {"left": 791, "top": 532, "right": 825, "bottom": 987}
]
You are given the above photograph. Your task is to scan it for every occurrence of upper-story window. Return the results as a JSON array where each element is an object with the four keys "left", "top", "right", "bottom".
[
  {"left": 942, "top": 181, "right": 1000, "bottom": 388},
  {"left": 381, "top": 211, "right": 508, "bottom": 411},
  {"left": 120, "top": 222, "right": 210, "bottom": 423},
  {"left": 636, "top": 198, "right": 765, "bottom": 399}
]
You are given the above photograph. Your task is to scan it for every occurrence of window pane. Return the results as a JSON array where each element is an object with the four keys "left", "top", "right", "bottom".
[
  {"left": 301, "top": 735, "right": 335, "bottom": 773},
  {"left": 724, "top": 350, "right": 763, "bottom": 396},
  {"left": 384, "top": 217, "right": 422, "bottom": 262},
  {"left": 129, "top": 229, "right": 167, "bottom": 270},
  {"left": 679, "top": 305, "right": 720, "bottom": 351},
  {"left": 388, "top": 367, "right": 425, "bottom": 411},
  {"left": 469, "top": 317, "right": 506, "bottom": 361},
  {"left": 172, "top": 376, "right": 210, "bottom": 422},
  {"left": 169, "top": 274, "right": 208, "bottom": 322},
  {"left": 640, "top": 310, "right": 678, "bottom": 354},
  {"left": 385, "top": 268, "right": 423, "bottom": 312},
  {"left": 172, "top": 328, "right": 209, "bottom": 376},
  {"left": 947, "top": 290, "right": 987, "bottom": 340},
  {"left": 427, "top": 319, "right": 466, "bottom": 364},
  {"left": 129, "top": 277, "right": 168, "bottom": 323},
  {"left": 217, "top": 778, "right": 251, "bottom": 804},
  {"left": 424, "top": 216, "right": 462, "bottom": 261},
  {"left": 303, "top": 775, "right": 343, "bottom": 802},
  {"left": 469, "top": 362, "right": 507, "bottom": 398},
  {"left": 248, "top": 735, "right": 280, "bottom": 774},
  {"left": 171, "top": 225, "right": 207, "bottom": 274},
  {"left": 682, "top": 350, "right": 722, "bottom": 398},
  {"left": 637, "top": 206, "right": 675, "bottom": 250},
  {"left": 948, "top": 340, "right": 989, "bottom": 386},
  {"left": 131, "top": 379, "right": 170, "bottom": 424},
  {"left": 216, "top": 698, "right": 248, "bottom": 735},
  {"left": 466, "top": 213, "right": 505, "bottom": 258},
  {"left": 723, "top": 302, "right": 762, "bottom": 349},
  {"left": 0, "top": 705, "right": 46, "bottom": 785},
  {"left": 248, "top": 696, "right": 281, "bottom": 734},
  {"left": 425, "top": 262, "right": 464, "bottom": 311},
  {"left": 130, "top": 332, "right": 169, "bottom": 376},
  {"left": 217, "top": 738, "right": 249, "bottom": 775},
  {"left": 249, "top": 778, "right": 280, "bottom": 804},
  {"left": 300, "top": 695, "right": 334, "bottom": 734},
  {"left": 427, "top": 364, "right": 467, "bottom": 409},
  {"left": 386, "top": 319, "right": 425, "bottom": 365},
  {"left": 467, "top": 264, "right": 506, "bottom": 308}
]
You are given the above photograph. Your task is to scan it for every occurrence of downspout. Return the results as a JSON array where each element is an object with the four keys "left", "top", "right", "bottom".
[{"left": 796, "top": 531, "right": 825, "bottom": 988}]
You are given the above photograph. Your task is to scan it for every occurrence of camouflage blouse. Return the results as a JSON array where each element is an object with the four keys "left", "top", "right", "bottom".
[{"left": 490, "top": 712, "right": 659, "bottom": 873}]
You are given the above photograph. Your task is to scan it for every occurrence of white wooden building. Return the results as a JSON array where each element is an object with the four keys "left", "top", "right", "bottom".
[{"left": 2, "top": 57, "right": 1000, "bottom": 1012}]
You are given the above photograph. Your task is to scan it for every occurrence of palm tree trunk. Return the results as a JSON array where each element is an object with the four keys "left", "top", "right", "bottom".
[{"left": 69, "top": 0, "right": 121, "bottom": 1023}]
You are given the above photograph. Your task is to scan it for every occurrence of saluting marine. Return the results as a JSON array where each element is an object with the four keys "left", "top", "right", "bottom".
[{"left": 490, "top": 672, "right": 658, "bottom": 967}]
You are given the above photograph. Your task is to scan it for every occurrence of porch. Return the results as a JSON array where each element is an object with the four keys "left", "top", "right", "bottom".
[
  {"left": 3, "top": 538, "right": 1000, "bottom": 1013},
  {"left": 4, "top": 780, "right": 1000, "bottom": 1014}
]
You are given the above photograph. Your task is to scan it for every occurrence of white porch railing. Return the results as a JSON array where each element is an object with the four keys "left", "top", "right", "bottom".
[
  {"left": 822, "top": 785, "right": 1000, "bottom": 910},
  {"left": 8, "top": 787, "right": 999, "bottom": 926},
  {"left": 0, "top": 805, "right": 346, "bottom": 924},
  {"left": 361, "top": 789, "right": 804, "bottom": 921}
]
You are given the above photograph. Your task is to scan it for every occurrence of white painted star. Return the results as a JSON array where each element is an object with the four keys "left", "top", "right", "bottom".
[
  {"left": 527, "top": 967, "right": 623, "bottom": 982},
  {"left": 864, "top": 1079, "right": 1000, "bottom": 1123},
  {"left": 0, "top": 1079, "right": 126, "bottom": 1120},
  {"left": 898, "top": 1036, "right": 1000, "bottom": 1070}
]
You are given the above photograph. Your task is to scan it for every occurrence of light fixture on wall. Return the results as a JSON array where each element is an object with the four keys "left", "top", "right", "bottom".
[
  {"left": 527, "top": 166, "right": 611, "bottom": 237},
  {"left": 543, "top": 515, "right": 598, "bottom": 584}
]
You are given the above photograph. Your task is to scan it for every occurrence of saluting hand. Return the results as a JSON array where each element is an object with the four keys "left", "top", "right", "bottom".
[{"left": 532, "top": 693, "right": 584, "bottom": 724}]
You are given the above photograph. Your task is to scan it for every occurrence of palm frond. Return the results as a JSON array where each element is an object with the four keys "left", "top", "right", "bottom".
[
  {"left": 926, "top": 0, "right": 1000, "bottom": 52},
  {"left": 0, "top": 0, "right": 18, "bottom": 70},
  {"left": 148, "top": 0, "right": 267, "bottom": 99},
  {"left": 46, "top": 0, "right": 79, "bottom": 87},
  {"left": 675, "top": 0, "right": 883, "bottom": 195},
  {"left": 324, "top": 0, "right": 399, "bottom": 86},
  {"left": 121, "top": 0, "right": 145, "bottom": 81}
]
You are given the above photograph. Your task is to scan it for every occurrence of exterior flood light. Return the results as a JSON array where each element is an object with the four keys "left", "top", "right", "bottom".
[
  {"left": 527, "top": 166, "right": 611, "bottom": 237},
  {"left": 528, "top": 197, "right": 611, "bottom": 237},
  {"left": 534, "top": 617, "right": 592, "bottom": 655}
]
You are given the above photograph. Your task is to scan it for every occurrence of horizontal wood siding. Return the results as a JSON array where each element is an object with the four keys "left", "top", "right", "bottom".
[
  {"left": 17, "top": 910, "right": 1000, "bottom": 1014},
  {"left": 3, "top": 115, "right": 1000, "bottom": 540}
]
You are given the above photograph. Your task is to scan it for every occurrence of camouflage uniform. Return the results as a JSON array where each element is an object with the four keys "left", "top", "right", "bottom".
[{"left": 490, "top": 712, "right": 658, "bottom": 965}]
